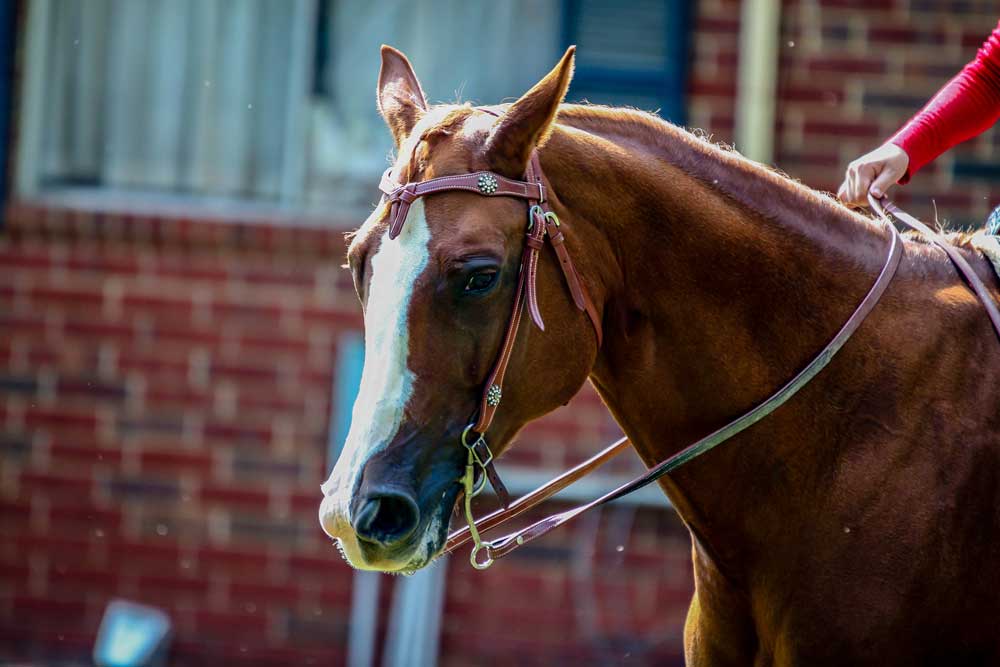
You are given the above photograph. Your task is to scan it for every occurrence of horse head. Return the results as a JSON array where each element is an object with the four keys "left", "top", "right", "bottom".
[{"left": 318, "top": 46, "right": 601, "bottom": 573}]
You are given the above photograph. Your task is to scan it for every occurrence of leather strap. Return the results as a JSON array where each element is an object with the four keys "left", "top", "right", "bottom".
[
  {"left": 470, "top": 205, "right": 546, "bottom": 436},
  {"left": 446, "top": 221, "right": 904, "bottom": 562},
  {"left": 524, "top": 153, "right": 604, "bottom": 345},
  {"left": 380, "top": 168, "right": 545, "bottom": 240},
  {"left": 869, "top": 194, "right": 1000, "bottom": 341},
  {"left": 445, "top": 435, "right": 631, "bottom": 554}
]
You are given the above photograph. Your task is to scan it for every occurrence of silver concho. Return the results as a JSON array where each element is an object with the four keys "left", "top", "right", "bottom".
[
  {"left": 478, "top": 173, "right": 499, "bottom": 195},
  {"left": 486, "top": 384, "right": 502, "bottom": 407}
]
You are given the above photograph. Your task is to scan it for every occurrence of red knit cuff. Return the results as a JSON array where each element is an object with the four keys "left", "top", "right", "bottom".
[{"left": 889, "top": 135, "right": 920, "bottom": 185}]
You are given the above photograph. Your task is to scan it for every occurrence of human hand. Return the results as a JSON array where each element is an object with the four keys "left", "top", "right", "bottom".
[{"left": 837, "top": 143, "right": 910, "bottom": 207}]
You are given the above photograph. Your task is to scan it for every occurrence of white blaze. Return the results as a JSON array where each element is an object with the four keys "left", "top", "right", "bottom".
[{"left": 319, "top": 198, "right": 431, "bottom": 563}]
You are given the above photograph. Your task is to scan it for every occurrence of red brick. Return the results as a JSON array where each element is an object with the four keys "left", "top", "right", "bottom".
[
  {"left": 236, "top": 389, "right": 309, "bottom": 415},
  {"left": 19, "top": 470, "right": 94, "bottom": 498},
  {"left": 210, "top": 360, "right": 280, "bottom": 383},
  {"left": 301, "top": 367, "right": 336, "bottom": 389},
  {"left": 779, "top": 85, "right": 845, "bottom": 105},
  {"left": 50, "top": 440, "right": 123, "bottom": 467},
  {"left": 0, "top": 338, "right": 13, "bottom": 366},
  {"left": 0, "top": 313, "right": 46, "bottom": 336},
  {"left": 714, "top": 49, "right": 738, "bottom": 69},
  {"left": 119, "top": 352, "right": 189, "bottom": 376},
  {"left": 230, "top": 581, "right": 302, "bottom": 606},
  {"left": 137, "top": 573, "right": 209, "bottom": 596},
  {"left": 807, "top": 56, "right": 888, "bottom": 76},
  {"left": 904, "top": 61, "right": 965, "bottom": 80},
  {"left": 696, "top": 16, "right": 739, "bottom": 34},
  {"left": 191, "top": 610, "right": 270, "bottom": 637},
  {"left": 140, "top": 448, "right": 213, "bottom": 473},
  {"left": 200, "top": 484, "right": 270, "bottom": 511},
  {"left": 212, "top": 299, "right": 284, "bottom": 323},
  {"left": 300, "top": 307, "right": 362, "bottom": 329},
  {"left": 63, "top": 317, "right": 135, "bottom": 342},
  {"left": 820, "top": 0, "right": 894, "bottom": 7},
  {"left": 121, "top": 293, "right": 195, "bottom": 320},
  {"left": 30, "top": 284, "right": 103, "bottom": 310},
  {"left": 65, "top": 249, "right": 140, "bottom": 275},
  {"left": 891, "top": 190, "right": 974, "bottom": 209},
  {"left": 48, "top": 503, "right": 122, "bottom": 536},
  {"left": 777, "top": 150, "right": 842, "bottom": 168},
  {"left": 288, "top": 491, "right": 321, "bottom": 516},
  {"left": 54, "top": 376, "right": 127, "bottom": 402},
  {"left": 15, "top": 534, "right": 96, "bottom": 561},
  {"left": 238, "top": 332, "right": 311, "bottom": 356},
  {"left": 153, "top": 323, "right": 227, "bottom": 348},
  {"left": 706, "top": 112, "right": 735, "bottom": 134},
  {"left": 145, "top": 384, "right": 211, "bottom": 409},
  {"left": 316, "top": 584, "right": 352, "bottom": 609},
  {"left": 203, "top": 420, "right": 272, "bottom": 444},
  {"left": 198, "top": 545, "right": 271, "bottom": 572},
  {"left": 25, "top": 339, "right": 104, "bottom": 373},
  {"left": 287, "top": 552, "right": 353, "bottom": 579},
  {"left": 0, "top": 245, "right": 54, "bottom": 270},
  {"left": 0, "top": 499, "right": 33, "bottom": 531},
  {"left": 12, "top": 595, "right": 89, "bottom": 620},
  {"left": 24, "top": 405, "right": 99, "bottom": 430},
  {"left": 802, "top": 119, "right": 881, "bottom": 139},
  {"left": 48, "top": 564, "right": 119, "bottom": 593},
  {"left": 868, "top": 26, "right": 946, "bottom": 45},
  {"left": 688, "top": 76, "right": 737, "bottom": 98},
  {"left": 106, "top": 538, "right": 181, "bottom": 569},
  {"left": 153, "top": 257, "right": 228, "bottom": 281},
  {"left": 0, "top": 560, "right": 30, "bottom": 581}
]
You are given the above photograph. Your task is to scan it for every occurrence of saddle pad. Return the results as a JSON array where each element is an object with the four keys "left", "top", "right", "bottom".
[{"left": 971, "top": 232, "right": 1000, "bottom": 282}]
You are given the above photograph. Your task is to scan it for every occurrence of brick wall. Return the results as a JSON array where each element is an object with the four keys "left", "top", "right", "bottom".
[
  {"left": 688, "top": 0, "right": 999, "bottom": 228},
  {"left": 0, "top": 203, "right": 358, "bottom": 665},
  {"left": 0, "top": 202, "right": 692, "bottom": 666}
]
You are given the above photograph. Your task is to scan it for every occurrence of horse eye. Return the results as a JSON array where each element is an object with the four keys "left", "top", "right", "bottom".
[{"left": 464, "top": 270, "right": 497, "bottom": 293}]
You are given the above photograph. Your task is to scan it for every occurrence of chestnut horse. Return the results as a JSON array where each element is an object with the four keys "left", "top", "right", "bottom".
[{"left": 320, "top": 46, "right": 1000, "bottom": 665}]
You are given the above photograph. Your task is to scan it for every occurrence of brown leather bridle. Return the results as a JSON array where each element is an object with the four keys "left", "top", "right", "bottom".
[
  {"left": 378, "top": 139, "right": 603, "bottom": 509},
  {"left": 377, "top": 113, "right": 1000, "bottom": 570}
]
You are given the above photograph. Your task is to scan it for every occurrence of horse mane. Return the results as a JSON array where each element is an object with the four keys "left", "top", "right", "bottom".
[
  {"left": 398, "top": 100, "right": 979, "bottom": 252},
  {"left": 551, "top": 103, "right": 981, "bottom": 249}
]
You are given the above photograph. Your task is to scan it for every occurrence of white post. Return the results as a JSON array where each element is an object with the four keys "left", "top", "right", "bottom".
[{"left": 735, "top": 0, "right": 782, "bottom": 164}]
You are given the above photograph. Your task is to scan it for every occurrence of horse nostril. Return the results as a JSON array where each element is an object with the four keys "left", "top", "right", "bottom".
[{"left": 352, "top": 491, "right": 420, "bottom": 546}]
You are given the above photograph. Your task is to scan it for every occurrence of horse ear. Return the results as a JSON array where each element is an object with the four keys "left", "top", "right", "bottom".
[
  {"left": 486, "top": 46, "right": 575, "bottom": 178},
  {"left": 377, "top": 45, "right": 429, "bottom": 146}
]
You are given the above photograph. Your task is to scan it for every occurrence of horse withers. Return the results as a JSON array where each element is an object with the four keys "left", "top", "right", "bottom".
[{"left": 320, "top": 46, "right": 1000, "bottom": 665}]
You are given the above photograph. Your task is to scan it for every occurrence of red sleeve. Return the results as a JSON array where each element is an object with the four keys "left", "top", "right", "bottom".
[{"left": 890, "top": 20, "right": 1000, "bottom": 183}]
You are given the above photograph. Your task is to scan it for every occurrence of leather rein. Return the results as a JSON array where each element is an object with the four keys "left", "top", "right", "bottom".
[{"left": 378, "top": 122, "right": 1000, "bottom": 569}]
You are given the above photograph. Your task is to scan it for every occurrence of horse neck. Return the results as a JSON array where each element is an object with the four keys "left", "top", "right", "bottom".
[{"left": 543, "top": 112, "right": 897, "bottom": 569}]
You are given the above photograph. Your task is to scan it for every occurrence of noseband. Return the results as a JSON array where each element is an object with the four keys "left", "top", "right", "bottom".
[{"left": 376, "top": 109, "right": 1000, "bottom": 571}]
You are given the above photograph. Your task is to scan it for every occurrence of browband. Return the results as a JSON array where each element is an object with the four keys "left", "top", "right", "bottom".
[{"left": 379, "top": 168, "right": 546, "bottom": 240}]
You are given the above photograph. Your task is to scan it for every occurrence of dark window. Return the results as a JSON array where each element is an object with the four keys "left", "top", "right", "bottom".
[{"left": 562, "top": 0, "right": 692, "bottom": 123}]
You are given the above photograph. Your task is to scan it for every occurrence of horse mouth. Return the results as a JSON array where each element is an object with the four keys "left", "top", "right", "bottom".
[{"left": 320, "top": 484, "right": 460, "bottom": 574}]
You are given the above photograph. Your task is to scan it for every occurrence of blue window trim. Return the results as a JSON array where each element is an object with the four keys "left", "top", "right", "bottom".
[
  {"left": 560, "top": 0, "right": 692, "bottom": 124},
  {"left": 328, "top": 332, "right": 365, "bottom": 464}
]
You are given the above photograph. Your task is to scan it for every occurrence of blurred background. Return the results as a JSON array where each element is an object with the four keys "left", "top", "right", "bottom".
[{"left": 0, "top": 1, "right": 997, "bottom": 666}]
